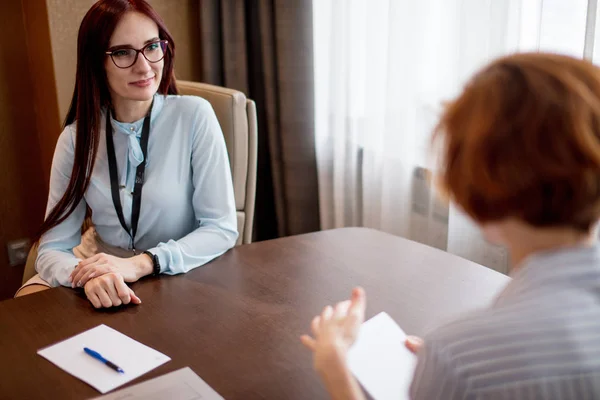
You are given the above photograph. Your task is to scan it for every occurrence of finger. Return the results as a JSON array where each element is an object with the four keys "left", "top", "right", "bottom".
[
  {"left": 70, "top": 260, "right": 87, "bottom": 279},
  {"left": 77, "top": 262, "right": 114, "bottom": 287},
  {"left": 70, "top": 265, "right": 86, "bottom": 285},
  {"left": 348, "top": 287, "right": 366, "bottom": 319},
  {"left": 101, "top": 278, "right": 123, "bottom": 307},
  {"left": 129, "top": 288, "right": 142, "bottom": 304},
  {"left": 311, "top": 315, "right": 321, "bottom": 336},
  {"left": 72, "top": 265, "right": 94, "bottom": 288},
  {"left": 321, "top": 305, "right": 333, "bottom": 320},
  {"left": 95, "top": 287, "right": 113, "bottom": 308},
  {"left": 78, "top": 253, "right": 105, "bottom": 268},
  {"left": 114, "top": 278, "right": 132, "bottom": 305},
  {"left": 344, "top": 288, "right": 367, "bottom": 331},
  {"left": 71, "top": 255, "right": 103, "bottom": 281},
  {"left": 71, "top": 264, "right": 94, "bottom": 288},
  {"left": 334, "top": 300, "right": 351, "bottom": 318},
  {"left": 86, "top": 290, "right": 102, "bottom": 309},
  {"left": 69, "top": 267, "right": 77, "bottom": 283},
  {"left": 76, "top": 264, "right": 109, "bottom": 288},
  {"left": 405, "top": 336, "right": 424, "bottom": 354},
  {"left": 300, "top": 335, "right": 316, "bottom": 350}
]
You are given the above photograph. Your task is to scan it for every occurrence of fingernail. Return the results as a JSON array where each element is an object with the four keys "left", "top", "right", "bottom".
[
  {"left": 407, "top": 336, "right": 423, "bottom": 344},
  {"left": 77, "top": 281, "right": 82, "bottom": 287}
]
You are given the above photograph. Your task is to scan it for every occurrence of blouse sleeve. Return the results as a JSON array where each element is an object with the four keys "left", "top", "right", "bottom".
[
  {"left": 36, "top": 125, "right": 86, "bottom": 287},
  {"left": 147, "top": 99, "right": 238, "bottom": 274}
]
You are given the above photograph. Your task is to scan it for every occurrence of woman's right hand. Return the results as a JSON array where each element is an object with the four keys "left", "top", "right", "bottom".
[
  {"left": 83, "top": 272, "right": 141, "bottom": 309},
  {"left": 300, "top": 287, "right": 366, "bottom": 373}
]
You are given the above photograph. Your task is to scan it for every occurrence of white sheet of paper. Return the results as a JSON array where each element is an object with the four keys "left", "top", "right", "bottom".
[
  {"left": 91, "top": 367, "right": 224, "bottom": 400},
  {"left": 37, "top": 324, "right": 171, "bottom": 394},
  {"left": 347, "top": 312, "right": 417, "bottom": 400}
]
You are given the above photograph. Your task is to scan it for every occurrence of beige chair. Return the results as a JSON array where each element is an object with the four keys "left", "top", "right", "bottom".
[
  {"left": 21, "top": 82, "right": 257, "bottom": 285},
  {"left": 178, "top": 81, "right": 257, "bottom": 246}
]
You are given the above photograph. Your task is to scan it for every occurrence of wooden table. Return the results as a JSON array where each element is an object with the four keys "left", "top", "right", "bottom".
[{"left": 0, "top": 228, "right": 510, "bottom": 399}]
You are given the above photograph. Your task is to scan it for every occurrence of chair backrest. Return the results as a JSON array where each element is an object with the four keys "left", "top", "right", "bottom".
[{"left": 177, "top": 81, "right": 257, "bottom": 245}]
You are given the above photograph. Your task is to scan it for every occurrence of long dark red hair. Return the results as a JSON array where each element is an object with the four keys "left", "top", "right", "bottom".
[{"left": 37, "top": 0, "right": 178, "bottom": 240}]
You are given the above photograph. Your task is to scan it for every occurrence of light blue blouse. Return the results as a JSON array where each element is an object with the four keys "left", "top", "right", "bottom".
[{"left": 36, "top": 94, "right": 239, "bottom": 287}]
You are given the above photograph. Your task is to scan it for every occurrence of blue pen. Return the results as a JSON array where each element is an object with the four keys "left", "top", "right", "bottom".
[{"left": 83, "top": 347, "right": 125, "bottom": 374}]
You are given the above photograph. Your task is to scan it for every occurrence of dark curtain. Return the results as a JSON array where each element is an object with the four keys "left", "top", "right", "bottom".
[{"left": 198, "top": 0, "right": 320, "bottom": 241}]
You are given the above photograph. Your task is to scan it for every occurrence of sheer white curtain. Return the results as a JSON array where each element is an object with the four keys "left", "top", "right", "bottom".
[{"left": 314, "top": 0, "right": 592, "bottom": 273}]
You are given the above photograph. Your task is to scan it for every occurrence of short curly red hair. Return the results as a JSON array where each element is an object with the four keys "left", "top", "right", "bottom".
[{"left": 435, "top": 52, "right": 600, "bottom": 232}]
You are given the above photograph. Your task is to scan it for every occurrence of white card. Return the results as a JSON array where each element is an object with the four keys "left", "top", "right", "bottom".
[
  {"left": 347, "top": 312, "right": 418, "bottom": 400},
  {"left": 38, "top": 324, "right": 171, "bottom": 393},
  {"left": 91, "top": 367, "right": 224, "bottom": 400}
]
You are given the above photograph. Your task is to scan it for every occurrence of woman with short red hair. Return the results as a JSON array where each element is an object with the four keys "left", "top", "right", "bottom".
[{"left": 302, "top": 53, "right": 600, "bottom": 399}]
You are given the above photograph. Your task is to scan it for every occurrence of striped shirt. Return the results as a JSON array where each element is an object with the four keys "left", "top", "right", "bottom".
[{"left": 410, "top": 243, "right": 600, "bottom": 399}]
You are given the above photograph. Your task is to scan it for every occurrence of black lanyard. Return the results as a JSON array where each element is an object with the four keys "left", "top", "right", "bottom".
[{"left": 105, "top": 103, "right": 153, "bottom": 253}]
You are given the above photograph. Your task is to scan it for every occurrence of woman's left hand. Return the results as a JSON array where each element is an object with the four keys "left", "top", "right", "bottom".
[
  {"left": 300, "top": 287, "right": 367, "bottom": 373},
  {"left": 69, "top": 253, "right": 153, "bottom": 288},
  {"left": 406, "top": 335, "right": 424, "bottom": 354}
]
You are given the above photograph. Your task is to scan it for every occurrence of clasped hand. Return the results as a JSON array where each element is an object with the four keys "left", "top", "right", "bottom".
[{"left": 69, "top": 253, "right": 151, "bottom": 309}]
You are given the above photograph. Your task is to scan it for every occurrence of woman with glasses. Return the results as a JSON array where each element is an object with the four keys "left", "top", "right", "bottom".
[{"left": 16, "top": 0, "right": 238, "bottom": 308}]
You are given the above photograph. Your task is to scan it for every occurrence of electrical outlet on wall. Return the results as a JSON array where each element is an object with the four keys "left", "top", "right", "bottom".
[
  {"left": 410, "top": 166, "right": 432, "bottom": 245},
  {"left": 7, "top": 238, "right": 31, "bottom": 267},
  {"left": 411, "top": 166, "right": 431, "bottom": 217},
  {"left": 428, "top": 186, "right": 449, "bottom": 250}
]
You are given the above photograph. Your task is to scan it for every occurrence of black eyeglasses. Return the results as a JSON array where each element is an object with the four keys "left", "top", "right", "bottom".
[{"left": 105, "top": 40, "right": 169, "bottom": 69}]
